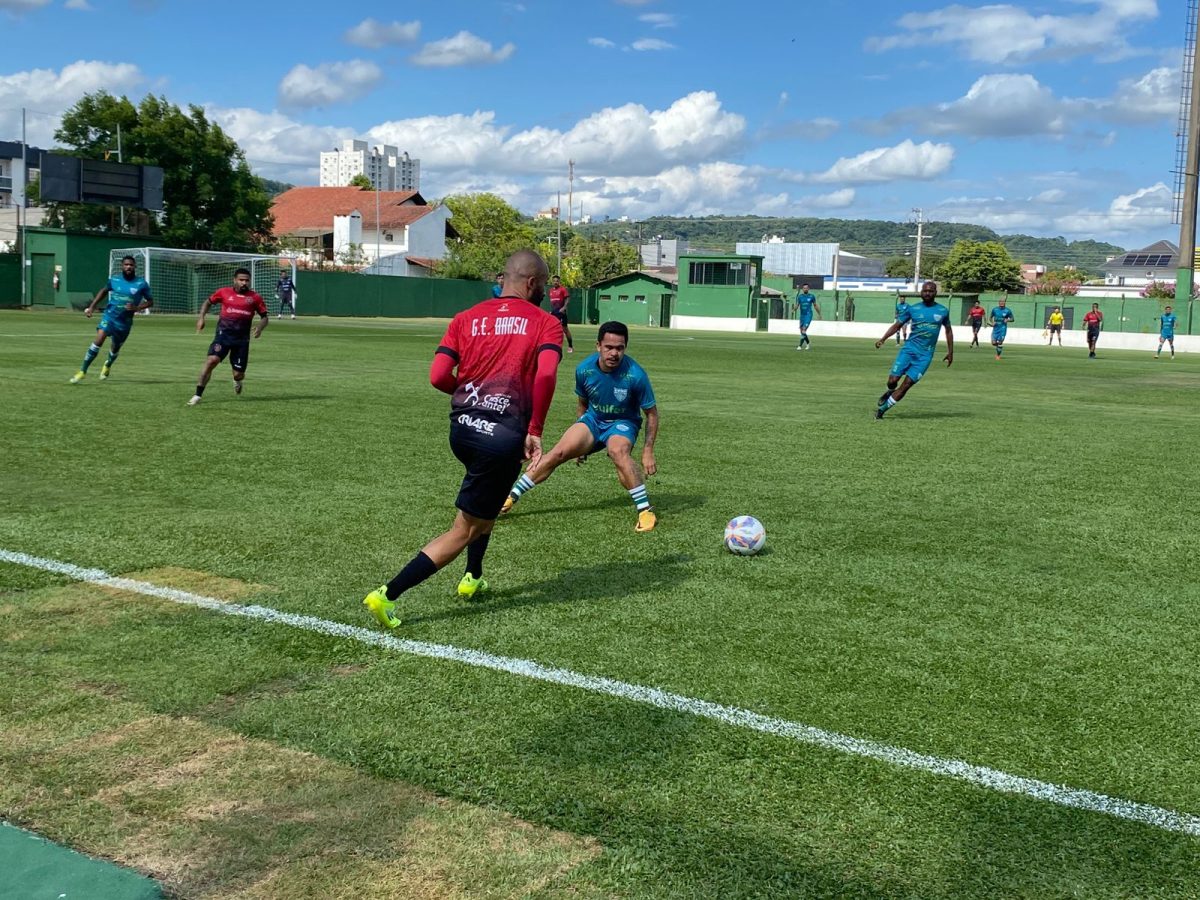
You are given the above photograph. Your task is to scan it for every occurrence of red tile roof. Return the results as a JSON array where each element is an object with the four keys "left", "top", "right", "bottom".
[{"left": 271, "top": 187, "right": 437, "bottom": 235}]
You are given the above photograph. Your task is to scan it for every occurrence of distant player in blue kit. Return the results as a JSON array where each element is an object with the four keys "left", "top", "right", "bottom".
[
  {"left": 795, "top": 283, "right": 822, "bottom": 350},
  {"left": 69, "top": 255, "right": 153, "bottom": 383},
  {"left": 1156, "top": 306, "right": 1177, "bottom": 359},
  {"left": 989, "top": 296, "right": 1014, "bottom": 359},
  {"left": 502, "top": 320, "right": 660, "bottom": 532},
  {"left": 874, "top": 280, "right": 953, "bottom": 419}
]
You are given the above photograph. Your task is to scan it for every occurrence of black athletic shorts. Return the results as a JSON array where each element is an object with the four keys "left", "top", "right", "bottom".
[
  {"left": 449, "top": 428, "right": 523, "bottom": 520},
  {"left": 970, "top": 319, "right": 982, "bottom": 331},
  {"left": 1049, "top": 325, "right": 1062, "bottom": 333},
  {"left": 553, "top": 308, "right": 569, "bottom": 328},
  {"left": 208, "top": 334, "right": 251, "bottom": 372},
  {"left": 1087, "top": 327, "right": 1100, "bottom": 342}
]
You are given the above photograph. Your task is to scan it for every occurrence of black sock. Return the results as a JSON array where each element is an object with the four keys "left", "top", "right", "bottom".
[
  {"left": 194, "top": 384, "right": 206, "bottom": 397},
  {"left": 386, "top": 551, "right": 437, "bottom": 600},
  {"left": 465, "top": 533, "right": 491, "bottom": 578}
]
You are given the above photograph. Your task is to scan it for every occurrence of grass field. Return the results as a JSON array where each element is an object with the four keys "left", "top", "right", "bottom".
[{"left": 3, "top": 308, "right": 1200, "bottom": 898}]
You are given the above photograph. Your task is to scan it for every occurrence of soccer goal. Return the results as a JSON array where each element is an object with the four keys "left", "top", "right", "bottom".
[{"left": 109, "top": 248, "right": 298, "bottom": 316}]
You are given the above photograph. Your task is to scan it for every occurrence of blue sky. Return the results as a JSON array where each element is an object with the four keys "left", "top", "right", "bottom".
[{"left": 0, "top": 0, "right": 1188, "bottom": 250}]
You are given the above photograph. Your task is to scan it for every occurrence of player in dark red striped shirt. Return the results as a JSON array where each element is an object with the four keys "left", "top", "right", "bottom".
[
  {"left": 364, "top": 250, "right": 564, "bottom": 628},
  {"left": 188, "top": 268, "right": 269, "bottom": 406}
]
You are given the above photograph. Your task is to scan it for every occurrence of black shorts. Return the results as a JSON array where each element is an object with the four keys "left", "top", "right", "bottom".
[
  {"left": 1049, "top": 325, "right": 1062, "bottom": 333},
  {"left": 970, "top": 320, "right": 982, "bottom": 331},
  {"left": 208, "top": 335, "right": 251, "bottom": 372},
  {"left": 553, "top": 308, "right": 569, "bottom": 328},
  {"left": 1087, "top": 327, "right": 1100, "bottom": 342},
  {"left": 449, "top": 429, "right": 523, "bottom": 520}
]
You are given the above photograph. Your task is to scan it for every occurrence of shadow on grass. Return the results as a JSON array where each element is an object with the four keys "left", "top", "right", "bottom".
[
  {"left": 409, "top": 553, "right": 694, "bottom": 625},
  {"left": 227, "top": 394, "right": 336, "bottom": 403},
  {"left": 503, "top": 491, "right": 709, "bottom": 520},
  {"left": 891, "top": 409, "right": 974, "bottom": 419}
]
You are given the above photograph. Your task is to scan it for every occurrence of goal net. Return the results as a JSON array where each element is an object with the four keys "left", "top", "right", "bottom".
[{"left": 109, "top": 248, "right": 298, "bottom": 316}]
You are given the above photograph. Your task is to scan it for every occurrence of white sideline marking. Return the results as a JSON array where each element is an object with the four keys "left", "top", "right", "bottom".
[{"left": 3, "top": 547, "right": 1198, "bottom": 838}]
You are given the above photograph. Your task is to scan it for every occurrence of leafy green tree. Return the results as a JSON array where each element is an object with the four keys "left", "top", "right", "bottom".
[
  {"left": 566, "top": 235, "right": 639, "bottom": 287},
  {"left": 936, "top": 240, "right": 1022, "bottom": 292},
  {"left": 885, "top": 256, "right": 913, "bottom": 278},
  {"left": 47, "top": 91, "right": 274, "bottom": 251},
  {"left": 436, "top": 193, "right": 536, "bottom": 280},
  {"left": 348, "top": 173, "right": 374, "bottom": 190}
]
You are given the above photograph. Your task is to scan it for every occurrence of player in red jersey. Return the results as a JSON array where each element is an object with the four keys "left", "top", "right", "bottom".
[
  {"left": 967, "top": 301, "right": 986, "bottom": 348},
  {"left": 548, "top": 275, "right": 574, "bottom": 353},
  {"left": 1082, "top": 303, "right": 1103, "bottom": 358},
  {"left": 363, "top": 249, "right": 564, "bottom": 628},
  {"left": 188, "top": 268, "right": 269, "bottom": 406}
]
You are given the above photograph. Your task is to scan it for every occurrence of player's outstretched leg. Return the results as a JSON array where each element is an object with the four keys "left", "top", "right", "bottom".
[
  {"left": 501, "top": 423, "right": 594, "bottom": 513},
  {"left": 72, "top": 330, "right": 109, "bottom": 383},
  {"left": 458, "top": 531, "right": 491, "bottom": 600}
]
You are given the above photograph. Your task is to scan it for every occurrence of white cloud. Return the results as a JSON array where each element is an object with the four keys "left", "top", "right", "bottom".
[
  {"left": 1034, "top": 188, "right": 1066, "bottom": 203},
  {"left": 865, "top": 1, "right": 1158, "bottom": 64},
  {"left": 589, "top": 37, "right": 616, "bottom": 48},
  {"left": 887, "top": 74, "right": 1072, "bottom": 137},
  {"left": 64, "top": 0, "right": 93, "bottom": 9},
  {"left": 410, "top": 31, "right": 515, "bottom": 67},
  {"left": 278, "top": 60, "right": 383, "bottom": 109},
  {"left": 806, "top": 188, "right": 857, "bottom": 209},
  {"left": 344, "top": 18, "right": 420, "bottom": 49},
  {"left": 565, "top": 162, "right": 756, "bottom": 219},
  {"left": 631, "top": 38, "right": 675, "bottom": 51},
  {"left": 639, "top": 12, "right": 677, "bottom": 27},
  {"left": 1054, "top": 182, "right": 1173, "bottom": 236},
  {"left": 1097, "top": 66, "right": 1178, "bottom": 123},
  {"left": 758, "top": 116, "right": 839, "bottom": 142},
  {"left": 207, "top": 105, "right": 352, "bottom": 182},
  {"left": 814, "top": 139, "right": 954, "bottom": 183},
  {"left": 0, "top": 60, "right": 143, "bottom": 144},
  {"left": 0, "top": 0, "right": 51, "bottom": 10}
]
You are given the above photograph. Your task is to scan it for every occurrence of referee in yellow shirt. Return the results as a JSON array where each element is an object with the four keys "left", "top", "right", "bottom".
[{"left": 1047, "top": 306, "right": 1064, "bottom": 346}]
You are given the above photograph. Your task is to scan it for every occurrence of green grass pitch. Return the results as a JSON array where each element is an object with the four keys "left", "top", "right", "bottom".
[{"left": 2, "top": 309, "right": 1200, "bottom": 897}]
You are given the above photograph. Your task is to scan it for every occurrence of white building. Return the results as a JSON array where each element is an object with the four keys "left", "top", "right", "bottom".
[
  {"left": 735, "top": 241, "right": 885, "bottom": 279},
  {"left": 1102, "top": 240, "right": 1179, "bottom": 289},
  {"left": 319, "top": 139, "right": 420, "bottom": 192}
]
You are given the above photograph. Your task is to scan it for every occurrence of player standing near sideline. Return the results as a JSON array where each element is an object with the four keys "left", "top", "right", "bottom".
[
  {"left": 548, "top": 275, "right": 575, "bottom": 353},
  {"left": 989, "top": 296, "right": 1015, "bottom": 360},
  {"left": 188, "top": 268, "right": 269, "bottom": 406},
  {"left": 1083, "top": 303, "right": 1103, "bottom": 358},
  {"left": 1047, "top": 306, "right": 1064, "bottom": 346},
  {"left": 967, "top": 300, "right": 986, "bottom": 349},
  {"left": 69, "top": 255, "right": 153, "bottom": 383},
  {"left": 276, "top": 270, "right": 297, "bottom": 319},
  {"left": 492, "top": 273, "right": 504, "bottom": 298},
  {"left": 795, "top": 283, "right": 822, "bottom": 350},
  {"left": 873, "top": 280, "right": 953, "bottom": 420},
  {"left": 894, "top": 295, "right": 910, "bottom": 344},
  {"left": 501, "top": 321, "right": 659, "bottom": 532},
  {"left": 363, "top": 250, "right": 563, "bottom": 628},
  {"left": 1156, "top": 305, "right": 1177, "bottom": 359}
]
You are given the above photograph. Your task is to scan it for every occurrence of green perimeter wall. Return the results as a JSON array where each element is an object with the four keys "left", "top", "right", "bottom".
[
  {"left": 22, "top": 228, "right": 166, "bottom": 310},
  {"left": 0, "top": 253, "right": 19, "bottom": 307}
]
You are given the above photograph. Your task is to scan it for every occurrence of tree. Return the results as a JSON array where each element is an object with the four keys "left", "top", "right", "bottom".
[
  {"left": 566, "top": 235, "right": 639, "bottom": 287},
  {"left": 48, "top": 91, "right": 274, "bottom": 252},
  {"left": 348, "top": 173, "right": 374, "bottom": 190},
  {"left": 435, "top": 193, "right": 536, "bottom": 280},
  {"left": 935, "top": 240, "right": 1022, "bottom": 292},
  {"left": 885, "top": 256, "right": 913, "bottom": 278}
]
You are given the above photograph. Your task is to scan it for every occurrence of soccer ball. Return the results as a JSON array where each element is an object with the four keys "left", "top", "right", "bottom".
[{"left": 724, "top": 516, "right": 766, "bottom": 556}]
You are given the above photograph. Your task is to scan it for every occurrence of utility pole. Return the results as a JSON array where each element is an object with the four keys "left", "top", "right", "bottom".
[
  {"left": 567, "top": 159, "right": 574, "bottom": 227},
  {"left": 19, "top": 108, "right": 26, "bottom": 307},
  {"left": 117, "top": 122, "right": 125, "bottom": 231},
  {"left": 375, "top": 186, "right": 381, "bottom": 270},
  {"left": 556, "top": 190, "right": 562, "bottom": 277},
  {"left": 910, "top": 207, "right": 925, "bottom": 288},
  {"left": 1177, "top": 7, "right": 1200, "bottom": 332}
]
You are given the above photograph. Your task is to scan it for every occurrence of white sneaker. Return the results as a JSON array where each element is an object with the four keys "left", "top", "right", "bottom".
[{"left": 187, "top": 395, "right": 202, "bottom": 406}]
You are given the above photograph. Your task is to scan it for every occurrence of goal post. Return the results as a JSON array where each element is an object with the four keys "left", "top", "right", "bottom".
[{"left": 109, "top": 248, "right": 298, "bottom": 316}]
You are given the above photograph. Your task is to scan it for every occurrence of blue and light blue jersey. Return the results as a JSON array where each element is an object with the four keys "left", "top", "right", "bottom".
[
  {"left": 990, "top": 306, "right": 1014, "bottom": 327},
  {"left": 1161, "top": 312, "right": 1178, "bottom": 337},
  {"left": 796, "top": 292, "right": 817, "bottom": 318},
  {"left": 100, "top": 275, "right": 152, "bottom": 330},
  {"left": 895, "top": 302, "right": 950, "bottom": 354},
  {"left": 575, "top": 353, "right": 656, "bottom": 425}
]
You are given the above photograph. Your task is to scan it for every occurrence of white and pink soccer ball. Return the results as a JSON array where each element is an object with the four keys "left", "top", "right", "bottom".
[{"left": 724, "top": 516, "right": 766, "bottom": 556}]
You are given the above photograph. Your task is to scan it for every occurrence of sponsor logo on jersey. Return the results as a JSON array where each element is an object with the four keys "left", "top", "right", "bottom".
[
  {"left": 478, "top": 393, "right": 511, "bottom": 414},
  {"left": 457, "top": 413, "right": 497, "bottom": 435}
]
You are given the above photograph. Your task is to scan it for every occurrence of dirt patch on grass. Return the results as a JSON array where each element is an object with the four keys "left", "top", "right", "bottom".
[{"left": 126, "top": 566, "right": 274, "bottom": 603}]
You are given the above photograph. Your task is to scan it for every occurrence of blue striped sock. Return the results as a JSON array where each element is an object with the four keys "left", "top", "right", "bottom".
[
  {"left": 629, "top": 484, "right": 650, "bottom": 511},
  {"left": 510, "top": 474, "right": 535, "bottom": 499}
]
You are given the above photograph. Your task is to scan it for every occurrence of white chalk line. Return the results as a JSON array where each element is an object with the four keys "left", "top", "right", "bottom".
[{"left": 3, "top": 547, "right": 1197, "bottom": 838}]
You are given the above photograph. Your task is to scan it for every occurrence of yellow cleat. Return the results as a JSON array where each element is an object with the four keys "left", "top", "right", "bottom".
[
  {"left": 635, "top": 509, "right": 657, "bottom": 533},
  {"left": 69, "top": 370, "right": 86, "bottom": 384},
  {"left": 363, "top": 585, "right": 401, "bottom": 629},
  {"left": 500, "top": 495, "right": 515, "bottom": 515},
  {"left": 100, "top": 364, "right": 111, "bottom": 379},
  {"left": 457, "top": 572, "right": 489, "bottom": 600}
]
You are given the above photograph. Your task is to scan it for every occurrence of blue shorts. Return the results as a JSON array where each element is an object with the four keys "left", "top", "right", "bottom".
[
  {"left": 889, "top": 345, "right": 934, "bottom": 383},
  {"left": 992, "top": 326, "right": 1008, "bottom": 343},
  {"left": 1161, "top": 332, "right": 1175, "bottom": 341},
  {"left": 799, "top": 313, "right": 813, "bottom": 329},
  {"left": 98, "top": 317, "right": 131, "bottom": 348},
  {"left": 579, "top": 410, "right": 640, "bottom": 451}
]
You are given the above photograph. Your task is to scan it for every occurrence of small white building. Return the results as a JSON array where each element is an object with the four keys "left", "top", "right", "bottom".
[
  {"left": 319, "top": 139, "right": 419, "bottom": 192},
  {"left": 271, "top": 187, "right": 454, "bottom": 276},
  {"left": 1102, "top": 240, "right": 1179, "bottom": 289}
]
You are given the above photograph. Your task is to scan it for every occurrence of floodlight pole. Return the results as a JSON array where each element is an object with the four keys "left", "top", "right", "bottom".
[
  {"left": 117, "top": 123, "right": 125, "bottom": 232},
  {"left": 1177, "top": 8, "right": 1200, "bottom": 332},
  {"left": 19, "top": 108, "right": 26, "bottom": 307},
  {"left": 376, "top": 186, "right": 381, "bottom": 269},
  {"left": 556, "top": 190, "right": 562, "bottom": 276}
]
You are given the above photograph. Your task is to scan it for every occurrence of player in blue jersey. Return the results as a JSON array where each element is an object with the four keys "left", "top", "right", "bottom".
[
  {"left": 501, "top": 321, "right": 660, "bottom": 532},
  {"left": 1156, "top": 305, "right": 1178, "bottom": 359},
  {"left": 989, "top": 296, "right": 1015, "bottom": 359},
  {"left": 69, "top": 256, "right": 153, "bottom": 383},
  {"left": 873, "top": 280, "right": 953, "bottom": 419},
  {"left": 794, "top": 283, "right": 822, "bottom": 350},
  {"left": 894, "top": 296, "right": 910, "bottom": 344},
  {"left": 492, "top": 273, "right": 504, "bottom": 298}
]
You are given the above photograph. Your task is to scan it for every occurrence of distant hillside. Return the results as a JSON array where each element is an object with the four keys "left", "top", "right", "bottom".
[
  {"left": 259, "top": 178, "right": 294, "bottom": 198},
  {"left": 576, "top": 216, "right": 1124, "bottom": 277}
]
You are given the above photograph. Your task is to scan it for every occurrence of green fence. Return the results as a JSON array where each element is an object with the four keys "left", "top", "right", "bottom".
[{"left": 0, "top": 253, "right": 19, "bottom": 308}]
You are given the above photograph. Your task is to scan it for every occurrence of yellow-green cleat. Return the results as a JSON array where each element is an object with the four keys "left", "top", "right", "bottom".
[
  {"left": 457, "top": 572, "right": 488, "bottom": 600},
  {"left": 69, "top": 370, "right": 86, "bottom": 384},
  {"left": 100, "top": 364, "right": 111, "bottom": 380},
  {"left": 363, "top": 585, "right": 401, "bottom": 629}
]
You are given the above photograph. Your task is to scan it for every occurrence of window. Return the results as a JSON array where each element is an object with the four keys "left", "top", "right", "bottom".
[
  {"left": 634, "top": 295, "right": 646, "bottom": 303},
  {"left": 618, "top": 294, "right": 630, "bottom": 302},
  {"left": 688, "top": 261, "right": 749, "bottom": 286},
  {"left": 600, "top": 294, "right": 611, "bottom": 303}
]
